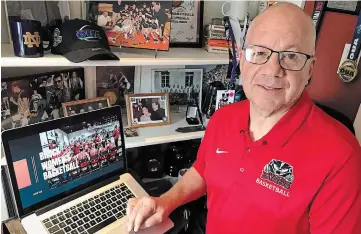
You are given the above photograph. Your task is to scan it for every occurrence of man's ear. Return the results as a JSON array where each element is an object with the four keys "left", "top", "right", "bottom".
[
  {"left": 240, "top": 50, "right": 245, "bottom": 72},
  {"left": 308, "top": 56, "right": 316, "bottom": 78}
]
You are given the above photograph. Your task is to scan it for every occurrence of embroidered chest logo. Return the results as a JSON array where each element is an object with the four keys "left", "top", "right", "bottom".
[
  {"left": 256, "top": 159, "right": 294, "bottom": 197},
  {"left": 23, "top": 32, "right": 40, "bottom": 48}
]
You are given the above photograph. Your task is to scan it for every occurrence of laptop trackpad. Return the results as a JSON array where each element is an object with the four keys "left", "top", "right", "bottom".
[{"left": 108, "top": 217, "right": 174, "bottom": 234}]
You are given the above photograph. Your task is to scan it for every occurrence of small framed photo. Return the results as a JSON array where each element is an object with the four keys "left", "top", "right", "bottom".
[
  {"left": 125, "top": 93, "right": 170, "bottom": 128},
  {"left": 62, "top": 97, "right": 110, "bottom": 117}
]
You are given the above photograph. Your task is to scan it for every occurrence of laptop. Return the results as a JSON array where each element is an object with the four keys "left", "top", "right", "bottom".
[{"left": 1, "top": 106, "right": 173, "bottom": 234}]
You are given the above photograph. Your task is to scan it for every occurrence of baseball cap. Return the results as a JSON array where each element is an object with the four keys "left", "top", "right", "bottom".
[{"left": 51, "top": 19, "right": 119, "bottom": 63}]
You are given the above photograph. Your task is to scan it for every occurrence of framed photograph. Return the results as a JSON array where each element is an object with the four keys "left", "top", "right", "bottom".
[
  {"left": 86, "top": 0, "right": 172, "bottom": 51},
  {"left": 170, "top": 0, "right": 204, "bottom": 48},
  {"left": 4, "top": 0, "right": 71, "bottom": 41},
  {"left": 62, "top": 97, "right": 110, "bottom": 117},
  {"left": 326, "top": 1, "right": 361, "bottom": 15},
  {"left": 151, "top": 69, "right": 203, "bottom": 109},
  {"left": 1, "top": 68, "right": 85, "bottom": 131},
  {"left": 96, "top": 66, "right": 135, "bottom": 107},
  {"left": 125, "top": 93, "right": 171, "bottom": 128}
]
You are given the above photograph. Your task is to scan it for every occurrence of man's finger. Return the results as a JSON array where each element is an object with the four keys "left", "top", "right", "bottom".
[
  {"left": 142, "top": 213, "right": 162, "bottom": 229},
  {"left": 126, "top": 198, "right": 137, "bottom": 216},
  {"left": 133, "top": 204, "right": 154, "bottom": 232},
  {"left": 127, "top": 199, "right": 143, "bottom": 232}
]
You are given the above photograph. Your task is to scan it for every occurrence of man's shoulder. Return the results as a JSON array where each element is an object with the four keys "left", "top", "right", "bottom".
[{"left": 305, "top": 105, "right": 360, "bottom": 155}]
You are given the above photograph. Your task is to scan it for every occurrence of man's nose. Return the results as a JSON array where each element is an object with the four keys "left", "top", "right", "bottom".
[{"left": 261, "top": 53, "right": 284, "bottom": 77}]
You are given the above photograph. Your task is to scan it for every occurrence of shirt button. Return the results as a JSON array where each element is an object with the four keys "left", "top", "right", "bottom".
[
  {"left": 245, "top": 147, "right": 251, "bottom": 153},
  {"left": 240, "top": 168, "right": 245, "bottom": 172}
]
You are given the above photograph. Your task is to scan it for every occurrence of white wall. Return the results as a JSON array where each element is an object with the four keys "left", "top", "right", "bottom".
[{"left": 355, "top": 105, "right": 361, "bottom": 145}]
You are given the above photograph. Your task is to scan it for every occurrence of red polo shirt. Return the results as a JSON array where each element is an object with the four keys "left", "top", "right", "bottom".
[{"left": 193, "top": 91, "right": 361, "bottom": 234}]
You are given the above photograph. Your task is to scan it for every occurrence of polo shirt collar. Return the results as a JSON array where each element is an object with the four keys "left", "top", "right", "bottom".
[{"left": 240, "top": 91, "right": 313, "bottom": 147}]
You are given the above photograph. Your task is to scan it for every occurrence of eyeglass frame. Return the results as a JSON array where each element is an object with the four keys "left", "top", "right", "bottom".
[{"left": 242, "top": 44, "right": 314, "bottom": 71}]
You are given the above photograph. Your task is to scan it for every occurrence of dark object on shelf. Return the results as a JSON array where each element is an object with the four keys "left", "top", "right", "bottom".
[
  {"left": 143, "top": 179, "right": 173, "bottom": 197},
  {"left": 51, "top": 19, "right": 119, "bottom": 63},
  {"left": 184, "top": 140, "right": 200, "bottom": 168},
  {"left": 315, "top": 103, "right": 356, "bottom": 135},
  {"left": 164, "top": 143, "right": 185, "bottom": 177},
  {"left": 202, "top": 81, "right": 226, "bottom": 118},
  {"left": 235, "top": 85, "right": 247, "bottom": 102},
  {"left": 10, "top": 19, "right": 53, "bottom": 58},
  {"left": 175, "top": 125, "right": 205, "bottom": 133},
  {"left": 186, "top": 102, "right": 199, "bottom": 125},
  {"left": 139, "top": 145, "right": 165, "bottom": 178}
]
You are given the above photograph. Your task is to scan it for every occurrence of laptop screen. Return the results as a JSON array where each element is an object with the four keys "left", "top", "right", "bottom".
[{"left": 2, "top": 106, "right": 126, "bottom": 216}]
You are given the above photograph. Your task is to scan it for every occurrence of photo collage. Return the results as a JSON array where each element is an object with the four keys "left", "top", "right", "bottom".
[
  {"left": 1, "top": 68, "right": 85, "bottom": 131},
  {"left": 96, "top": 1, "right": 172, "bottom": 50}
]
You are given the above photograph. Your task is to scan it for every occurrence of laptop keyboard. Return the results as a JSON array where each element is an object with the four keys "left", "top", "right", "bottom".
[{"left": 41, "top": 183, "right": 135, "bottom": 234}]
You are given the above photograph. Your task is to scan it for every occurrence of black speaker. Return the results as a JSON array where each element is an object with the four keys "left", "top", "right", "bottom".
[{"left": 139, "top": 145, "right": 164, "bottom": 178}]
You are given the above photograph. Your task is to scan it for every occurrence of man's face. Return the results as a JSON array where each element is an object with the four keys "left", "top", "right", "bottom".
[
  {"left": 54, "top": 76, "right": 63, "bottom": 89},
  {"left": 12, "top": 85, "right": 19, "bottom": 93},
  {"left": 152, "top": 103, "right": 158, "bottom": 110},
  {"left": 240, "top": 15, "right": 315, "bottom": 113},
  {"left": 103, "top": 12, "right": 108, "bottom": 17}
]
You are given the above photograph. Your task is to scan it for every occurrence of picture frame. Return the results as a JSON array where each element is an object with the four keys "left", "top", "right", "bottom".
[
  {"left": 62, "top": 97, "right": 110, "bottom": 117},
  {"left": 125, "top": 93, "right": 171, "bottom": 128},
  {"left": 170, "top": 0, "right": 204, "bottom": 48},
  {"left": 84, "top": 0, "right": 172, "bottom": 51},
  {"left": 326, "top": 1, "right": 361, "bottom": 15},
  {"left": 1, "top": 68, "right": 85, "bottom": 131},
  {"left": 4, "top": 0, "right": 71, "bottom": 42},
  {"left": 151, "top": 68, "right": 203, "bottom": 109},
  {"left": 96, "top": 66, "right": 136, "bottom": 107}
]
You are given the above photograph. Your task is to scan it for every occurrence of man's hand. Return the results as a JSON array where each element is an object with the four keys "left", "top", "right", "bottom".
[{"left": 127, "top": 196, "right": 171, "bottom": 232}]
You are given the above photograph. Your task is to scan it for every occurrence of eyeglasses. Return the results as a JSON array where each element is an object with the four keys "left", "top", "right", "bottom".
[{"left": 243, "top": 45, "right": 314, "bottom": 71}]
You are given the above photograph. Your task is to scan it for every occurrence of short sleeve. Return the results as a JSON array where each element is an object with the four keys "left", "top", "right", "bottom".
[
  {"left": 192, "top": 111, "right": 220, "bottom": 178},
  {"left": 309, "top": 146, "right": 361, "bottom": 233}
]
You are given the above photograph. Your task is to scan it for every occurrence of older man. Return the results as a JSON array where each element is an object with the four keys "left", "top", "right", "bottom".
[{"left": 127, "top": 3, "right": 361, "bottom": 234}]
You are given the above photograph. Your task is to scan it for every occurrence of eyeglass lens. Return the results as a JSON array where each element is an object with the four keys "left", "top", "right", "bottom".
[{"left": 244, "top": 45, "right": 308, "bottom": 71}]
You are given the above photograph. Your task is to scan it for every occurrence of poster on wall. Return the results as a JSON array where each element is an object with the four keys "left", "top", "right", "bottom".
[
  {"left": 96, "top": 66, "right": 135, "bottom": 107},
  {"left": 1, "top": 68, "right": 85, "bottom": 131},
  {"left": 151, "top": 69, "right": 203, "bottom": 107},
  {"left": 170, "top": 0, "right": 203, "bottom": 47},
  {"left": 89, "top": 1, "right": 172, "bottom": 51}
]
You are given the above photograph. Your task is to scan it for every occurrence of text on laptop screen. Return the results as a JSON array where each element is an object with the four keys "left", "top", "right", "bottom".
[{"left": 7, "top": 114, "right": 124, "bottom": 208}]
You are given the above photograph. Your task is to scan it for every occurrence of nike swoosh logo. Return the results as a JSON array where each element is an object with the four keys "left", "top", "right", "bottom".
[{"left": 216, "top": 148, "right": 228, "bottom": 154}]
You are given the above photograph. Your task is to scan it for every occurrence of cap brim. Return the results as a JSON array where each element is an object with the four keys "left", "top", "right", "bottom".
[{"left": 63, "top": 48, "right": 119, "bottom": 63}]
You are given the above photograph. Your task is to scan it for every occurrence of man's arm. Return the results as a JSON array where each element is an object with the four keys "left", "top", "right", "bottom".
[
  {"left": 158, "top": 167, "right": 206, "bottom": 213},
  {"left": 309, "top": 147, "right": 361, "bottom": 233},
  {"left": 127, "top": 110, "right": 220, "bottom": 232}
]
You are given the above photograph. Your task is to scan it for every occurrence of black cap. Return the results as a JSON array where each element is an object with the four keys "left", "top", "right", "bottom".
[{"left": 51, "top": 19, "right": 119, "bottom": 63}]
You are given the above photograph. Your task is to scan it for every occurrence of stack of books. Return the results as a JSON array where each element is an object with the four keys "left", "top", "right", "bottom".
[{"left": 204, "top": 23, "right": 229, "bottom": 54}]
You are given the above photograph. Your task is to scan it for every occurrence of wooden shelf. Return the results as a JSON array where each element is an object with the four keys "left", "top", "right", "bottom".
[
  {"left": 1, "top": 44, "right": 228, "bottom": 67},
  {"left": 123, "top": 112, "right": 205, "bottom": 149}
]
